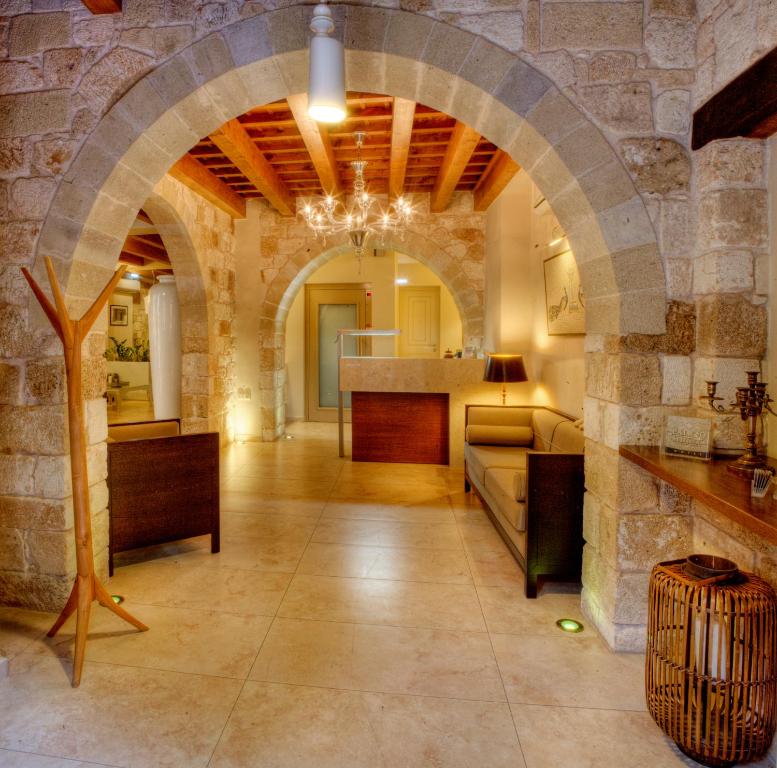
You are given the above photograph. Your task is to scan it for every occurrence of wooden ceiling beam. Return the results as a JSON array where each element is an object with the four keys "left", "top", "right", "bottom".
[
  {"left": 122, "top": 237, "right": 170, "bottom": 262},
  {"left": 473, "top": 150, "right": 521, "bottom": 211},
  {"left": 389, "top": 97, "right": 416, "bottom": 200},
  {"left": 169, "top": 154, "right": 247, "bottom": 219},
  {"left": 209, "top": 119, "right": 296, "bottom": 216},
  {"left": 430, "top": 121, "right": 482, "bottom": 212},
  {"left": 286, "top": 93, "right": 342, "bottom": 196},
  {"left": 80, "top": 0, "right": 121, "bottom": 14}
]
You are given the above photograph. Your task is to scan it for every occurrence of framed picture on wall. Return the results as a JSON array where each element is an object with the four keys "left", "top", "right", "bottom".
[
  {"left": 543, "top": 250, "right": 585, "bottom": 335},
  {"left": 110, "top": 304, "right": 128, "bottom": 326}
]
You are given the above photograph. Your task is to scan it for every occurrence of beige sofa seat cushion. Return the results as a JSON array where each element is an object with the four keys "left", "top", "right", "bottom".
[
  {"left": 465, "top": 425, "right": 533, "bottom": 446},
  {"left": 465, "top": 443, "right": 527, "bottom": 485},
  {"left": 550, "top": 421, "right": 585, "bottom": 454},
  {"left": 531, "top": 410, "right": 566, "bottom": 451},
  {"left": 107, "top": 420, "right": 180, "bottom": 443},
  {"left": 484, "top": 468, "right": 527, "bottom": 532}
]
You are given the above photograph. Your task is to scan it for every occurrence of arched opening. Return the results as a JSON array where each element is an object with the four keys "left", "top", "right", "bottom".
[{"left": 15, "top": 7, "right": 670, "bottom": 648}]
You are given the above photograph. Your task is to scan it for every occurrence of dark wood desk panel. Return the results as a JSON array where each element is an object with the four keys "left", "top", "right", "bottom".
[
  {"left": 620, "top": 445, "right": 777, "bottom": 546},
  {"left": 351, "top": 391, "right": 449, "bottom": 465}
]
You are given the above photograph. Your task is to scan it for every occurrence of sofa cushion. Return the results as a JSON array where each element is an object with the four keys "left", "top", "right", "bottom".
[
  {"left": 465, "top": 425, "right": 533, "bottom": 446},
  {"left": 466, "top": 406, "right": 533, "bottom": 428},
  {"left": 465, "top": 443, "right": 527, "bottom": 485},
  {"left": 107, "top": 420, "right": 180, "bottom": 443},
  {"left": 550, "top": 421, "right": 585, "bottom": 454},
  {"left": 484, "top": 468, "right": 527, "bottom": 531},
  {"left": 531, "top": 410, "right": 566, "bottom": 451}
]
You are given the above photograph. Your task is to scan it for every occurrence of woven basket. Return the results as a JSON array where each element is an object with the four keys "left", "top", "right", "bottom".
[{"left": 646, "top": 557, "right": 777, "bottom": 767}]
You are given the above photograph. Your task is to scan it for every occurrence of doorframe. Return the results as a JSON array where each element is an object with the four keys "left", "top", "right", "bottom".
[{"left": 304, "top": 282, "right": 372, "bottom": 422}]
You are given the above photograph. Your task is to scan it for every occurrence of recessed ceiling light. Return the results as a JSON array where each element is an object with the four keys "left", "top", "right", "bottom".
[{"left": 396, "top": 277, "right": 409, "bottom": 285}]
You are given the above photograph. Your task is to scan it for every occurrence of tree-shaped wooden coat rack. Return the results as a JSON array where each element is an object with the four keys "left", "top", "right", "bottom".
[{"left": 22, "top": 257, "right": 148, "bottom": 687}]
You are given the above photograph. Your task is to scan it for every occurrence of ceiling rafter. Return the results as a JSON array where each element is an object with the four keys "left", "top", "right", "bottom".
[
  {"left": 209, "top": 119, "right": 296, "bottom": 216},
  {"left": 286, "top": 93, "right": 342, "bottom": 196},
  {"left": 389, "top": 97, "right": 416, "bottom": 200},
  {"left": 473, "top": 151, "right": 521, "bottom": 211},
  {"left": 430, "top": 121, "right": 482, "bottom": 213},
  {"left": 169, "top": 154, "right": 247, "bottom": 219}
]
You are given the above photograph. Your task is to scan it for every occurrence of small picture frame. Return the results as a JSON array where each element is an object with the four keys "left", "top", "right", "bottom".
[
  {"left": 110, "top": 304, "right": 128, "bottom": 326},
  {"left": 662, "top": 416, "right": 713, "bottom": 461}
]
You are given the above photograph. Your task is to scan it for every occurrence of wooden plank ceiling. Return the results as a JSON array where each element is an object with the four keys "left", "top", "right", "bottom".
[{"left": 176, "top": 92, "right": 519, "bottom": 217}]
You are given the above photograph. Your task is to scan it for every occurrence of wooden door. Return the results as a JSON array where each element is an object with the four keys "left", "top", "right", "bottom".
[
  {"left": 397, "top": 286, "right": 440, "bottom": 358},
  {"left": 305, "top": 284, "right": 368, "bottom": 422}
]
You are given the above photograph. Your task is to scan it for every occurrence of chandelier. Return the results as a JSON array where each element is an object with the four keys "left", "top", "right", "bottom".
[{"left": 300, "top": 132, "right": 414, "bottom": 263}]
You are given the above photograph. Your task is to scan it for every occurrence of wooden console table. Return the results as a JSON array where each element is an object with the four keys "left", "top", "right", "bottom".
[{"left": 620, "top": 445, "right": 777, "bottom": 546}]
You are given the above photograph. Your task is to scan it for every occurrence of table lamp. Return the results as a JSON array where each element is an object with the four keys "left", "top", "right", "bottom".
[{"left": 484, "top": 353, "right": 528, "bottom": 405}]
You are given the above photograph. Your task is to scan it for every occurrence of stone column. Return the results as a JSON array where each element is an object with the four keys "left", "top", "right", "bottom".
[{"left": 691, "top": 139, "right": 768, "bottom": 451}]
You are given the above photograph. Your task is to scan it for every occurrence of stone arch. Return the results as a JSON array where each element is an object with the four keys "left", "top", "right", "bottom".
[
  {"left": 17, "top": 4, "right": 672, "bottom": 648},
  {"left": 258, "top": 229, "right": 478, "bottom": 437},
  {"left": 36, "top": 5, "right": 665, "bottom": 343},
  {"left": 140, "top": 188, "right": 213, "bottom": 433}
]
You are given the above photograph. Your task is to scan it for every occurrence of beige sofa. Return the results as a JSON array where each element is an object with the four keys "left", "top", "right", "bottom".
[{"left": 464, "top": 405, "right": 585, "bottom": 597}]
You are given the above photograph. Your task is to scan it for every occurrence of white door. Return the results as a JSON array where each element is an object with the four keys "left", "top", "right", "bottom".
[{"left": 398, "top": 286, "right": 440, "bottom": 358}]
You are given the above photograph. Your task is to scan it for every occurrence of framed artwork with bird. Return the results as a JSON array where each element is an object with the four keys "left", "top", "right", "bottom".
[{"left": 543, "top": 249, "right": 585, "bottom": 335}]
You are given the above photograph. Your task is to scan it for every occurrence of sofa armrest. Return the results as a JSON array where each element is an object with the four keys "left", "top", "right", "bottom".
[{"left": 524, "top": 451, "right": 585, "bottom": 590}]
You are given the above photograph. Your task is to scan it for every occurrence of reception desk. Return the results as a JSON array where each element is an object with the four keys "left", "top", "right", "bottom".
[{"left": 339, "top": 357, "right": 515, "bottom": 466}]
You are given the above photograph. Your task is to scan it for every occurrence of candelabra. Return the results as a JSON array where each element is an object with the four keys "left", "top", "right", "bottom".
[{"left": 699, "top": 370, "right": 776, "bottom": 477}]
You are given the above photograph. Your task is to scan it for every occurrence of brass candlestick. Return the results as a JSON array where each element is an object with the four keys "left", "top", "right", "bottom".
[{"left": 700, "top": 371, "right": 775, "bottom": 477}]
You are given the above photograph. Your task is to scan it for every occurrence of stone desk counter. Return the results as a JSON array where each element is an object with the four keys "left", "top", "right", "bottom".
[{"left": 339, "top": 357, "right": 534, "bottom": 467}]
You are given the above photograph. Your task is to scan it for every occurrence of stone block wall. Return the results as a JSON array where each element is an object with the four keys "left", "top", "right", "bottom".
[{"left": 0, "top": 0, "right": 774, "bottom": 660}]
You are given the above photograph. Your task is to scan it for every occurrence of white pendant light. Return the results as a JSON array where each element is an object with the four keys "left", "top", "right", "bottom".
[{"left": 307, "top": 2, "right": 346, "bottom": 124}]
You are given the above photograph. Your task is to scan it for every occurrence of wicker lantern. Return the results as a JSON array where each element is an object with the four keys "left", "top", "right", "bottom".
[{"left": 646, "top": 556, "right": 777, "bottom": 767}]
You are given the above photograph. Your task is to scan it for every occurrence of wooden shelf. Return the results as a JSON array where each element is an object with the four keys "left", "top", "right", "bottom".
[{"left": 619, "top": 445, "right": 777, "bottom": 546}]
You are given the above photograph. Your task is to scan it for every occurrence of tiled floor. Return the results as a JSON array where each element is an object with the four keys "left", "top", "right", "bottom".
[{"left": 0, "top": 422, "right": 772, "bottom": 767}]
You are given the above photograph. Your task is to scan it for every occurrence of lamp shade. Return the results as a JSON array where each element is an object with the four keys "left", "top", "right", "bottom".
[
  {"left": 308, "top": 4, "right": 346, "bottom": 124},
  {"left": 483, "top": 354, "right": 528, "bottom": 384}
]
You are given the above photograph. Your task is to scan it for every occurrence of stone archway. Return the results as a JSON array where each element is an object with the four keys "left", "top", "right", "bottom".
[
  {"left": 19, "top": 5, "right": 671, "bottom": 648},
  {"left": 256, "top": 229, "right": 479, "bottom": 439},
  {"left": 141, "top": 187, "right": 212, "bottom": 434}
]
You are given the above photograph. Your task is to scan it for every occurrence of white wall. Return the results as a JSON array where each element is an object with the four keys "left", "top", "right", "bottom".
[{"left": 484, "top": 171, "right": 585, "bottom": 417}]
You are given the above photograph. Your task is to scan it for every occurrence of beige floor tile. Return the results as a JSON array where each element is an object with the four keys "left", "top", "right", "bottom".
[
  {"left": 492, "top": 632, "right": 646, "bottom": 710},
  {"left": 321, "top": 498, "right": 456, "bottom": 524},
  {"left": 220, "top": 491, "right": 325, "bottom": 521},
  {"left": 312, "top": 518, "right": 463, "bottom": 550},
  {"left": 108, "top": 561, "right": 291, "bottom": 617},
  {"left": 30, "top": 603, "right": 272, "bottom": 679},
  {"left": 249, "top": 617, "right": 504, "bottom": 701},
  {"left": 0, "top": 748, "right": 111, "bottom": 766},
  {"left": 223, "top": 475, "right": 337, "bottom": 497},
  {"left": 210, "top": 682, "right": 525, "bottom": 768},
  {"left": 477, "top": 585, "right": 585, "bottom": 636},
  {"left": 279, "top": 574, "right": 487, "bottom": 631},
  {"left": 0, "top": 608, "right": 54, "bottom": 660},
  {"left": 457, "top": 521, "right": 510, "bottom": 551},
  {"left": 0, "top": 655, "right": 241, "bottom": 768},
  {"left": 193, "top": 535, "right": 309, "bottom": 573},
  {"left": 219, "top": 513, "right": 316, "bottom": 541},
  {"left": 511, "top": 704, "right": 703, "bottom": 768},
  {"left": 466, "top": 547, "right": 524, "bottom": 587},
  {"left": 298, "top": 542, "right": 472, "bottom": 583}
]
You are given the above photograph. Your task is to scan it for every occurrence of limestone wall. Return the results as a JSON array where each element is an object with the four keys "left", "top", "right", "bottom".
[{"left": 0, "top": 0, "right": 774, "bottom": 657}]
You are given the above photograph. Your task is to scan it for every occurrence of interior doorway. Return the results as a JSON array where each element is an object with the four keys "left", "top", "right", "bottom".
[
  {"left": 305, "top": 283, "right": 370, "bottom": 422},
  {"left": 397, "top": 285, "right": 440, "bottom": 358}
]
